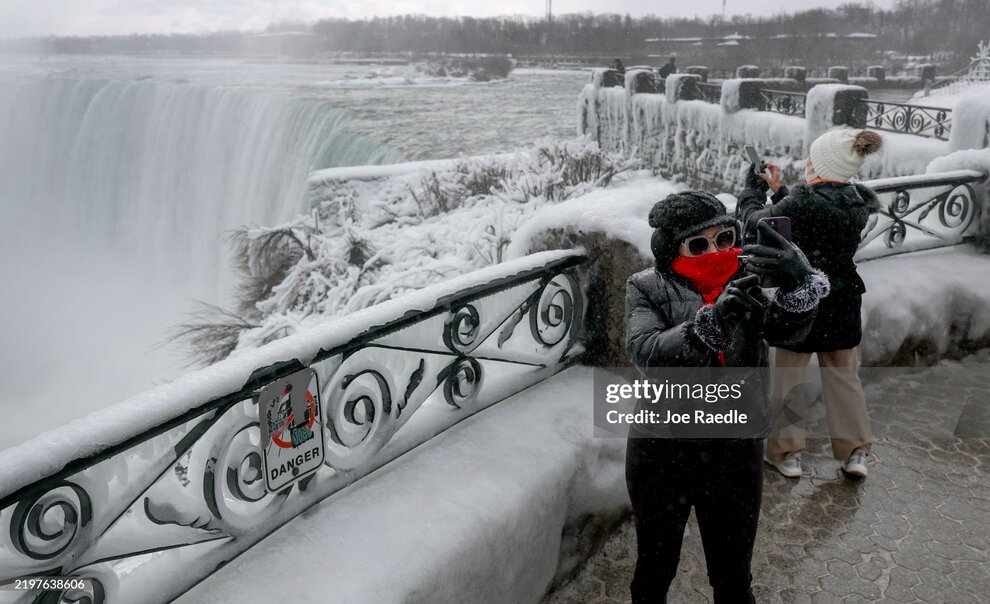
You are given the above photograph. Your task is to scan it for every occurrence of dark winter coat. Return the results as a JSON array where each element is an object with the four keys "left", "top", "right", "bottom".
[
  {"left": 624, "top": 267, "right": 828, "bottom": 438},
  {"left": 625, "top": 268, "right": 822, "bottom": 370},
  {"left": 735, "top": 181, "right": 881, "bottom": 352}
]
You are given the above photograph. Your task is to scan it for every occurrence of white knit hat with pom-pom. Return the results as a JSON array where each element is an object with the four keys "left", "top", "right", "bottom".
[{"left": 809, "top": 129, "right": 883, "bottom": 181}]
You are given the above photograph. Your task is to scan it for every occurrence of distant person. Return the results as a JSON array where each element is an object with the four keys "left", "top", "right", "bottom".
[
  {"left": 612, "top": 58, "right": 626, "bottom": 75},
  {"left": 658, "top": 56, "right": 677, "bottom": 78},
  {"left": 736, "top": 130, "right": 883, "bottom": 480}
]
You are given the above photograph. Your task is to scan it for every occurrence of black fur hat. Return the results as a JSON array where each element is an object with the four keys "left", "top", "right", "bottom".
[{"left": 649, "top": 190, "right": 738, "bottom": 270}]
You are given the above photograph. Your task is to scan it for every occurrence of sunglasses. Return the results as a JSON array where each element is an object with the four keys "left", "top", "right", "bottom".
[{"left": 679, "top": 227, "right": 737, "bottom": 257}]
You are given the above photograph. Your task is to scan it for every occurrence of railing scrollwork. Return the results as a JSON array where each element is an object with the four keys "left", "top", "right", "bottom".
[
  {"left": 758, "top": 89, "right": 807, "bottom": 116},
  {"left": 857, "top": 170, "right": 986, "bottom": 261},
  {"left": 859, "top": 99, "right": 952, "bottom": 140},
  {"left": 0, "top": 251, "right": 587, "bottom": 603}
]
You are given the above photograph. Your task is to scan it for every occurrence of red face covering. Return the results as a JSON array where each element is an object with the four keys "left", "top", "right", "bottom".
[{"left": 670, "top": 247, "right": 742, "bottom": 304}]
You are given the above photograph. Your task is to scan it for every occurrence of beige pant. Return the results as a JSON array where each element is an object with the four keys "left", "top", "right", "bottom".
[{"left": 766, "top": 347, "right": 873, "bottom": 462}]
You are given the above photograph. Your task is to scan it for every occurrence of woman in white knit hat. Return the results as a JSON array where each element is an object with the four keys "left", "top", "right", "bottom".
[{"left": 735, "top": 129, "right": 883, "bottom": 481}]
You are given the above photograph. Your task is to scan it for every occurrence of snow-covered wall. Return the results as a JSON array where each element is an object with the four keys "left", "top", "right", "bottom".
[{"left": 579, "top": 78, "right": 954, "bottom": 192}]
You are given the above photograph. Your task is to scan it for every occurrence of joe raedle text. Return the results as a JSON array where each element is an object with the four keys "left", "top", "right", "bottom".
[{"left": 592, "top": 368, "right": 771, "bottom": 439}]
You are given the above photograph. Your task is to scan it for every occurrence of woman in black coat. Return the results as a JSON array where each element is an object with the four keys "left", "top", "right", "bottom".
[
  {"left": 625, "top": 190, "right": 830, "bottom": 603},
  {"left": 736, "top": 129, "right": 882, "bottom": 480}
]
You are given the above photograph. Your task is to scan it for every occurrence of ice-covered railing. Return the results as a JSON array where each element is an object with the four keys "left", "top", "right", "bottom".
[
  {"left": 579, "top": 69, "right": 989, "bottom": 189},
  {"left": 856, "top": 169, "right": 989, "bottom": 261},
  {"left": 0, "top": 251, "right": 587, "bottom": 603}
]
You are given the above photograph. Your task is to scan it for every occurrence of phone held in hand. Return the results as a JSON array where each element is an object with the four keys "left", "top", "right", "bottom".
[
  {"left": 744, "top": 145, "right": 766, "bottom": 174},
  {"left": 756, "top": 216, "right": 792, "bottom": 244},
  {"left": 754, "top": 216, "right": 793, "bottom": 288}
]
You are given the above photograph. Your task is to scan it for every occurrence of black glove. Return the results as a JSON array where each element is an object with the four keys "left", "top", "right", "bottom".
[
  {"left": 715, "top": 274, "right": 766, "bottom": 330},
  {"left": 741, "top": 222, "right": 814, "bottom": 291},
  {"left": 745, "top": 162, "right": 770, "bottom": 194}
]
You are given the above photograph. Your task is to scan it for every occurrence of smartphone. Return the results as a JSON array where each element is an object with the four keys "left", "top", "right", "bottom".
[
  {"left": 744, "top": 145, "right": 766, "bottom": 174},
  {"left": 757, "top": 216, "right": 792, "bottom": 244},
  {"left": 755, "top": 216, "right": 793, "bottom": 287}
]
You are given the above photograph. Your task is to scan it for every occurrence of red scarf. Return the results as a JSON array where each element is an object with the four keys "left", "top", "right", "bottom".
[
  {"left": 670, "top": 248, "right": 742, "bottom": 304},
  {"left": 670, "top": 247, "right": 742, "bottom": 367}
]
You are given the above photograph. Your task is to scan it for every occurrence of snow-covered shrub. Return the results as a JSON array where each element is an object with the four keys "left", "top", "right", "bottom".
[
  {"left": 173, "top": 138, "right": 636, "bottom": 365},
  {"left": 502, "top": 137, "right": 638, "bottom": 202}
]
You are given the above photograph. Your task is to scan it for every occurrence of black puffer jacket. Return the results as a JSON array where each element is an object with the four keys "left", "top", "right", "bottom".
[
  {"left": 624, "top": 267, "right": 828, "bottom": 438},
  {"left": 735, "top": 181, "right": 881, "bottom": 352},
  {"left": 625, "top": 268, "right": 824, "bottom": 370}
]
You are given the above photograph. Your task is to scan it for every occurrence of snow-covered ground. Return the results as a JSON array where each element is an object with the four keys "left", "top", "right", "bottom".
[{"left": 177, "top": 365, "right": 628, "bottom": 604}]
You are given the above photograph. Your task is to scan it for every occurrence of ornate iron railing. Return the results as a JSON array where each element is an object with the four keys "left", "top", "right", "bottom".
[
  {"left": 859, "top": 99, "right": 952, "bottom": 140},
  {"left": 694, "top": 82, "right": 722, "bottom": 104},
  {"left": 757, "top": 89, "right": 807, "bottom": 116},
  {"left": 0, "top": 251, "right": 587, "bottom": 603},
  {"left": 856, "top": 170, "right": 987, "bottom": 261}
]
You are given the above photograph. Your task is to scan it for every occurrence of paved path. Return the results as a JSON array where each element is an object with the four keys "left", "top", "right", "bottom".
[{"left": 545, "top": 354, "right": 990, "bottom": 603}]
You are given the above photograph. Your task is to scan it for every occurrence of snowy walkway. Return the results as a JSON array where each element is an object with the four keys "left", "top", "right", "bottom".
[
  {"left": 545, "top": 354, "right": 990, "bottom": 604},
  {"left": 177, "top": 352, "right": 990, "bottom": 603}
]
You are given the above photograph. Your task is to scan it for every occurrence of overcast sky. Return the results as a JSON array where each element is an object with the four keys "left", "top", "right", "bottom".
[{"left": 1, "top": 0, "right": 894, "bottom": 38}]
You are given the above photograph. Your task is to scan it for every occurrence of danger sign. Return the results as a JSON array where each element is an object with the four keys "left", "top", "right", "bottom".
[{"left": 259, "top": 367, "right": 326, "bottom": 492}]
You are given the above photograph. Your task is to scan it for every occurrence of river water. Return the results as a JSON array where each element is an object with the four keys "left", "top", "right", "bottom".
[{"left": 0, "top": 56, "right": 588, "bottom": 448}]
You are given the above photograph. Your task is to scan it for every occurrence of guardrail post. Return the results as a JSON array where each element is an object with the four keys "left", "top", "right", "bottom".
[
  {"left": 736, "top": 65, "right": 760, "bottom": 78},
  {"left": 627, "top": 70, "right": 661, "bottom": 94},
  {"left": 685, "top": 65, "right": 709, "bottom": 82},
  {"left": 828, "top": 66, "right": 849, "bottom": 83},
  {"left": 917, "top": 64, "right": 935, "bottom": 82},
  {"left": 735, "top": 80, "right": 767, "bottom": 111},
  {"left": 601, "top": 68, "right": 624, "bottom": 88},
  {"left": 834, "top": 87, "right": 869, "bottom": 127},
  {"left": 785, "top": 66, "right": 806, "bottom": 84},
  {"left": 867, "top": 65, "right": 886, "bottom": 83},
  {"left": 668, "top": 73, "right": 704, "bottom": 101},
  {"left": 804, "top": 84, "right": 869, "bottom": 152}
]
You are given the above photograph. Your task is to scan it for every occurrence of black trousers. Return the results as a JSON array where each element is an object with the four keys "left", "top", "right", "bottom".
[{"left": 625, "top": 437, "right": 763, "bottom": 604}]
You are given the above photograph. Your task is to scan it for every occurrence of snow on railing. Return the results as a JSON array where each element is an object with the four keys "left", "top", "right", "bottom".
[
  {"left": 0, "top": 250, "right": 587, "bottom": 603},
  {"left": 857, "top": 169, "right": 989, "bottom": 261}
]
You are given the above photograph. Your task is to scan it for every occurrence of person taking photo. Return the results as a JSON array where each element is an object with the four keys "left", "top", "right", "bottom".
[
  {"left": 625, "top": 190, "right": 830, "bottom": 603},
  {"left": 735, "top": 129, "right": 883, "bottom": 480}
]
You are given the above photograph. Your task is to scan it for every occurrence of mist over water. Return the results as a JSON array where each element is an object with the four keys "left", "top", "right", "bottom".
[
  {"left": 0, "top": 57, "right": 584, "bottom": 448},
  {"left": 0, "top": 75, "right": 404, "bottom": 298}
]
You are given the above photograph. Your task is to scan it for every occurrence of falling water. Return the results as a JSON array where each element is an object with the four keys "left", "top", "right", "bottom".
[
  {"left": 0, "top": 76, "right": 403, "bottom": 299},
  {"left": 0, "top": 74, "right": 403, "bottom": 447}
]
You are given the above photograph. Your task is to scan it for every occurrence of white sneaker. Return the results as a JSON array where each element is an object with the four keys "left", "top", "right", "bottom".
[
  {"left": 842, "top": 448, "right": 870, "bottom": 479},
  {"left": 765, "top": 452, "right": 802, "bottom": 478}
]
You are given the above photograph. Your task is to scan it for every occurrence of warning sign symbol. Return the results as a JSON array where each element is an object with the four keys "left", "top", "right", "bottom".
[{"left": 259, "top": 367, "right": 325, "bottom": 492}]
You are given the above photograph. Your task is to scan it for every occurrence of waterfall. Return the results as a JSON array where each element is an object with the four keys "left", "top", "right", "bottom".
[
  {"left": 0, "top": 73, "right": 404, "bottom": 446},
  {"left": 0, "top": 75, "right": 404, "bottom": 300}
]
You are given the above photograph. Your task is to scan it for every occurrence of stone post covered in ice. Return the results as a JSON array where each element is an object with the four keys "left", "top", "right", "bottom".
[
  {"left": 785, "top": 66, "right": 807, "bottom": 84},
  {"left": 828, "top": 66, "right": 850, "bottom": 83},
  {"left": 736, "top": 65, "right": 761, "bottom": 78},
  {"left": 802, "top": 84, "right": 869, "bottom": 153},
  {"left": 867, "top": 65, "right": 886, "bottom": 83},
  {"left": 719, "top": 79, "right": 766, "bottom": 113}
]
